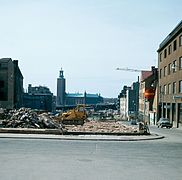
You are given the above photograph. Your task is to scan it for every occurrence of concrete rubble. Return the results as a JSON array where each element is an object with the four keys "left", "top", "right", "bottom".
[
  {"left": 0, "top": 108, "right": 139, "bottom": 134},
  {"left": 64, "top": 120, "right": 138, "bottom": 133},
  {"left": 0, "top": 108, "right": 63, "bottom": 130}
]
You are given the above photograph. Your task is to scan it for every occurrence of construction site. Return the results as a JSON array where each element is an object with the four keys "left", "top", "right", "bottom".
[{"left": 0, "top": 105, "right": 145, "bottom": 136}]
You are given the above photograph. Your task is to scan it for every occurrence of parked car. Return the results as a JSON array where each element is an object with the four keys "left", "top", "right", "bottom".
[{"left": 157, "top": 118, "right": 172, "bottom": 128}]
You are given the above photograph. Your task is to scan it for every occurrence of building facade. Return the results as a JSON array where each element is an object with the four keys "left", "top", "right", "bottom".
[
  {"left": 23, "top": 84, "right": 55, "bottom": 112},
  {"left": 157, "top": 21, "right": 182, "bottom": 128},
  {"left": 118, "top": 80, "right": 139, "bottom": 120},
  {"left": 56, "top": 69, "right": 103, "bottom": 107},
  {"left": 0, "top": 58, "right": 23, "bottom": 109},
  {"left": 138, "top": 67, "right": 158, "bottom": 124},
  {"left": 126, "top": 81, "right": 139, "bottom": 120}
]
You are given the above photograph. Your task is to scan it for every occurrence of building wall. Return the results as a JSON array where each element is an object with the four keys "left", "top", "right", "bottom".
[
  {"left": 0, "top": 58, "right": 23, "bottom": 109},
  {"left": 23, "top": 94, "right": 53, "bottom": 112},
  {"left": 139, "top": 68, "right": 158, "bottom": 123},
  {"left": 65, "top": 97, "right": 85, "bottom": 105},
  {"left": 23, "top": 85, "right": 54, "bottom": 112},
  {"left": 13, "top": 60, "right": 23, "bottom": 108},
  {"left": 158, "top": 21, "right": 182, "bottom": 127},
  {"left": 120, "top": 96, "right": 127, "bottom": 119}
]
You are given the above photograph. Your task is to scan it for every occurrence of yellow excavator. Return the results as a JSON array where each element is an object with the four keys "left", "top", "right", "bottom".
[{"left": 55, "top": 104, "right": 87, "bottom": 125}]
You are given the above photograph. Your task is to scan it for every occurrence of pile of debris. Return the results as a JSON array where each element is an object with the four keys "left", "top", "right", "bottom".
[
  {"left": 0, "top": 108, "right": 63, "bottom": 130},
  {"left": 65, "top": 120, "right": 138, "bottom": 133}
]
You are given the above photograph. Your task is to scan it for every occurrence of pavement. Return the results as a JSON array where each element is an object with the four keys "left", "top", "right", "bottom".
[{"left": 0, "top": 131, "right": 164, "bottom": 141}]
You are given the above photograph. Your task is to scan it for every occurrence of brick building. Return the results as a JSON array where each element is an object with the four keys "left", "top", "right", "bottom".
[
  {"left": 157, "top": 21, "right": 182, "bottom": 127},
  {"left": 0, "top": 58, "right": 23, "bottom": 109}
]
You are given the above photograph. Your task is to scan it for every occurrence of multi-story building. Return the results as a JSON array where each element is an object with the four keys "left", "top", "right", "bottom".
[
  {"left": 118, "top": 80, "right": 139, "bottom": 120},
  {"left": 0, "top": 58, "right": 23, "bottom": 109},
  {"left": 126, "top": 81, "right": 139, "bottom": 120},
  {"left": 139, "top": 67, "right": 158, "bottom": 124},
  {"left": 23, "top": 84, "right": 55, "bottom": 112},
  {"left": 157, "top": 20, "right": 182, "bottom": 128},
  {"left": 56, "top": 69, "right": 103, "bottom": 107},
  {"left": 118, "top": 86, "right": 128, "bottom": 119}
]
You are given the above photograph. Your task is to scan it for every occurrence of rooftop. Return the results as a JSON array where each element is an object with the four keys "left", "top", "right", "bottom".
[
  {"left": 140, "top": 71, "right": 153, "bottom": 81},
  {"left": 158, "top": 20, "right": 182, "bottom": 52},
  {"left": 66, "top": 93, "right": 101, "bottom": 98}
]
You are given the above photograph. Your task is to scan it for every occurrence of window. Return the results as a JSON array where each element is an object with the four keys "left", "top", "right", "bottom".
[
  {"left": 159, "top": 53, "right": 162, "bottom": 62},
  {"left": 0, "top": 62, "right": 8, "bottom": 69},
  {"left": 168, "top": 63, "right": 172, "bottom": 75},
  {"left": 168, "top": 83, "right": 171, "bottom": 94},
  {"left": 164, "top": 49, "right": 167, "bottom": 58},
  {"left": 160, "top": 69, "right": 162, "bottom": 78},
  {"left": 179, "top": 81, "right": 182, "bottom": 93},
  {"left": 172, "top": 60, "right": 177, "bottom": 72},
  {"left": 0, "top": 80, "right": 4, "bottom": 88},
  {"left": 179, "top": 57, "right": 182, "bottom": 70},
  {"left": 179, "top": 35, "right": 182, "bottom": 46},
  {"left": 173, "top": 40, "right": 177, "bottom": 51},
  {"left": 168, "top": 45, "right": 171, "bottom": 55},
  {"left": 164, "top": 85, "right": 167, "bottom": 95},
  {"left": 164, "top": 66, "right": 167, "bottom": 76},
  {"left": 159, "top": 86, "right": 162, "bottom": 94},
  {"left": 173, "top": 82, "right": 176, "bottom": 94}
]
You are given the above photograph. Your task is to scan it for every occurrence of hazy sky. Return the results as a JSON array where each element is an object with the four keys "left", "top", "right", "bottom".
[{"left": 0, "top": 0, "right": 182, "bottom": 98}]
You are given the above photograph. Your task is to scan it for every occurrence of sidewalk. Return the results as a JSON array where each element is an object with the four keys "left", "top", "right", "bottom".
[{"left": 0, "top": 132, "right": 164, "bottom": 141}]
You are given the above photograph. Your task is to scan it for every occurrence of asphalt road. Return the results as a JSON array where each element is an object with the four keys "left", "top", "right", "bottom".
[{"left": 0, "top": 126, "right": 182, "bottom": 180}]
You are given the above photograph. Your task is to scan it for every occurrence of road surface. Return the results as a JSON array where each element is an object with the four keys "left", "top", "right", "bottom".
[{"left": 0, "top": 126, "right": 181, "bottom": 180}]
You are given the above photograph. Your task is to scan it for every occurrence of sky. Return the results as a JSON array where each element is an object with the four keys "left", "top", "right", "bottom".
[{"left": 0, "top": 0, "right": 182, "bottom": 98}]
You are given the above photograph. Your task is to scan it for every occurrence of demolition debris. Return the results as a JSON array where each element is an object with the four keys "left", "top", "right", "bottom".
[
  {"left": 0, "top": 108, "right": 140, "bottom": 135},
  {"left": 64, "top": 120, "right": 138, "bottom": 134},
  {"left": 0, "top": 108, "right": 63, "bottom": 130}
]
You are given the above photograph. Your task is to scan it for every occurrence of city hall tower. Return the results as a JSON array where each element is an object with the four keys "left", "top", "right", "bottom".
[{"left": 56, "top": 68, "right": 66, "bottom": 106}]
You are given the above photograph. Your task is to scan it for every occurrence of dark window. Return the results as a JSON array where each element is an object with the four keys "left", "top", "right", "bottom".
[
  {"left": 173, "top": 82, "right": 176, "bottom": 94},
  {"left": 164, "top": 49, "right": 167, "bottom": 58},
  {"left": 160, "top": 69, "right": 162, "bottom": 78},
  {"left": 179, "top": 35, "right": 182, "bottom": 46},
  {"left": 168, "top": 63, "right": 171, "bottom": 75},
  {"left": 168, "top": 45, "right": 171, "bottom": 55},
  {"left": 0, "top": 80, "right": 4, "bottom": 88},
  {"left": 159, "top": 53, "right": 162, "bottom": 62},
  {"left": 164, "top": 66, "right": 167, "bottom": 77},
  {"left": 173, "top": 40, "right": 177, "bottom": 51}
]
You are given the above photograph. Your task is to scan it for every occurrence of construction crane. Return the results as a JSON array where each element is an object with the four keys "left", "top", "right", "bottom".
[{"left": 116, "top": 67, "right": 144, "bottom": 72}]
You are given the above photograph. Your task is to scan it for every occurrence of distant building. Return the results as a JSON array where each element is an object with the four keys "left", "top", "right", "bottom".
[
  {"left": 157, "top": 20, "right": 182, "bottom": 128},
  {"left": 126, "top": 80, "right": 139, "bottom": 120},
  {"left": 0, "top": 58, "right": 23, "bottom": 109},
  {"left": 56, "top": 69, "right": 103, "bottom": 107},
  {"left": 118, "top": 86, "right": 128, "bottom": 119},
  {"left": 23, "top": 84, "right": 55, "bottom": 112},
  {"left": 139, "top": 66, "right": 158, "bottom": 123},
  {"left": 118, "top": 80, "right": 139, "bottom": 120}
]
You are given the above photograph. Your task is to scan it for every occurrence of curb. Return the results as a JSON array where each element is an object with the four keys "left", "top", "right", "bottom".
[{"left": 0, "top": 132, "right": 164, "bottom": 142}]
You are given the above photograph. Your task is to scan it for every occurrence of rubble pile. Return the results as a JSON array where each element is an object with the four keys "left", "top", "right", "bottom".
[
  {"left": 0, "top": 108, "right": 62, "bottom": 129},
  {"left": 65, "top": 120, "right": 138, "bottom": 133}
]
